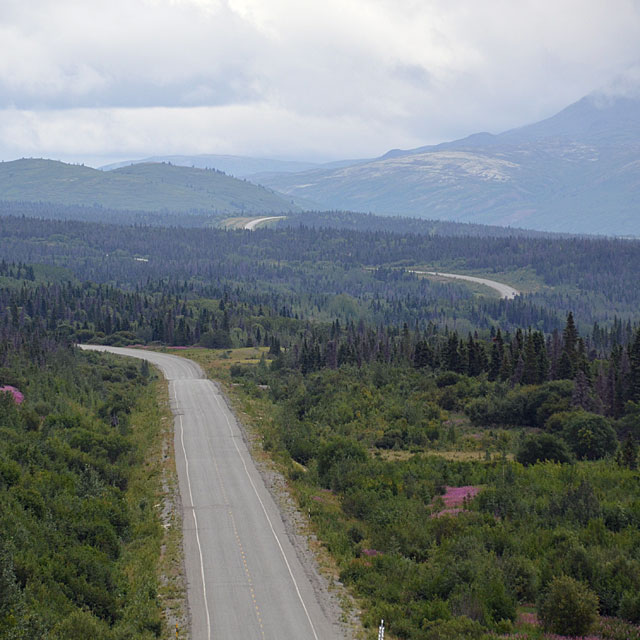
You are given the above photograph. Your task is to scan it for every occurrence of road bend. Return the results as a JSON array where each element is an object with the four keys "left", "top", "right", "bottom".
[
  {"left": 244, "top": 216, "right": 287, "bottom": 230},
  {"left": 409, "top": 270, "right": 519, "bottom": 299},
  {"left": 79, "top": 345, "right": 339, "bottom": 640}
]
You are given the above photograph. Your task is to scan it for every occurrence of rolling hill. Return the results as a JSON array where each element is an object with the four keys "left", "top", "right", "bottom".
[
  {"left": 0, "top": 159, "right": 299, "bottom": 214},
  {"left": 256, "top": 94, "right": 640, "bottom": 236}
]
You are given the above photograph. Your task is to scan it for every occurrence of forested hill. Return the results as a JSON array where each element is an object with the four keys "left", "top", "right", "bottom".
[
  {"left": 1, "top": 214, "right": 640, "bottom": 330},
  {"left": 0, "top": 159, "right": 298, "bottom": 214},
  {"left": 0, "top": 201, "right": 559, "bottom": 237},
  {"left": 283, "top": 210, "right": 564, "bottom": 238}
]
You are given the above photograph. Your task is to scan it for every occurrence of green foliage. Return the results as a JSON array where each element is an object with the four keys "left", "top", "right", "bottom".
[
  {"left": 516, "top": 432, "right": 573, "bottom": 465},
  {"left": 620, "top": 433, "right": 638, "bottom": 469},
  {"left": 557, "top": 410, "right": 618, "bottom": 460},
  {"left": 0, "top": 346, "right": 168, "bottom": 637},
  {"left": 4, "top": 213, "right": 640, "bottom": 639},
  {"left": 619, "top": 590, "right": 640, "bottom": 624},
  {"left": 421, "top": 616, "right": 488, "bottom": 640},
  {"left": 466, "top": 381, "right": 574, "bottom": 428},
  {"left": 538, "top": 575, "right": 599, "bottom": 636},
  {"left": 227, "top": 356, "right": 640, "bottom": 637}
]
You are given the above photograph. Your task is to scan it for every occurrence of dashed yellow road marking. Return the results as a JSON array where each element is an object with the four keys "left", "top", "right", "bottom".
[{"left": 210, "top": 446, "right": 266, "bottom": 639}]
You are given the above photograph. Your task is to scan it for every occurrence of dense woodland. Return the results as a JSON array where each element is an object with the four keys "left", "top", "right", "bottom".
[
  {"left": 1, "top": 209, "right": 640, "bottom": 639},
  {"left": 282, "top": 210, "right": 563, "bottom": 238},
  {"left": 1, "top": 214, "right": 640, "bottom": 331},
  {"left": 0, "top": 291, "right": 172, "bottom": 638}
]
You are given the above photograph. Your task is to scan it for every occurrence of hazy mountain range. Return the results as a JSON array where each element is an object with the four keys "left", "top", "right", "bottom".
[
  {"left": 255, "top": 94, "right": 640, "bottom": 236},
  {"left": 100, "top": 154, "right": 362, "bottom": 177},
  {"left": 1, "top": 92, "right": 638, "bottom": 235}
]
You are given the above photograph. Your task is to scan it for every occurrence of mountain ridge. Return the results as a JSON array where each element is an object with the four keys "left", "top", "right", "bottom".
[
  {"left": 100, "top": 153, "right": 364, "bottom": 178},
  {"left": 255, "top": 93, "right": 640, "bottom": 235}
]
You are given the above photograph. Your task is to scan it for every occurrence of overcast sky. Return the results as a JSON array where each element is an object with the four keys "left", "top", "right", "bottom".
[{"left": 1, "top": 0, "right": 639, "bottom": 166}]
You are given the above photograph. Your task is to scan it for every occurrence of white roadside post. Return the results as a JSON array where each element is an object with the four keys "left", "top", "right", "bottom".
[{"left": 378, "top": 619, "right": 385, "bottom": 640}]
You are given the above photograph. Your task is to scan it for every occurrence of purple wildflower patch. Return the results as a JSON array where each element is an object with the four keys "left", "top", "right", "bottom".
[{"left": 0, "top": 385, "right": 24, "bottom": 404}]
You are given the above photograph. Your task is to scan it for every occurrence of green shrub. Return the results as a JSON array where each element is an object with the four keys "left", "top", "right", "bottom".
[
  {"left": 548, "top": 411, "right": 618, "bottom": 460},
  {"left": 619, "top": 590, "right": 640, "bottom": 623},
  {"left": 538, "top": 575, "right": 599, "bottom": 636},
  {"left": 422, "top": 616, "right": 487, "bottom": 640},
  {"left": 436, "top": 372, "right": 460, "bottom": 388},
  {"left": 516, "top": 432, "right": 573, "bottom": 465},
  {"left": 503, "top": 554, "right": 537, "bottom": 603}
]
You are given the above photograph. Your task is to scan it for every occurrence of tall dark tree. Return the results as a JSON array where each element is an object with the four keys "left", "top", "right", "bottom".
[{"left": 629, "top": 328, "right": 640, "bottom": 403}]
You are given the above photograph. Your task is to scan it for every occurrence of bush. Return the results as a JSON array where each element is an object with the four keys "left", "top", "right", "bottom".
[
  {"left": 465, "top": 398, "right": 491, "bottom": 426},
  {"left": 516, "top": 433, "right": 573, "bottom": 466},
  {"left": 564, "top": 412, "right": 618, "bottom": 460},
  {"left": 538, "top": 575, "right": 599, "bottom": 636},
  {"left": 619, "top": 590, "right": 640, "bottom": 623},
  {"left": 51, "top": 610, "right": 114, "bottom": 640},
  {"left": 422, "top": 616, "right": 487, "bottom": 640},
  {"left": 503, "top": 554, "right": 537, "bottom": 603},
  {"left": 547, "top": 411, "right": 618, "bottom": 460},
  {"left": 436, "top": 372, "right": 460, "bottom": 388}
]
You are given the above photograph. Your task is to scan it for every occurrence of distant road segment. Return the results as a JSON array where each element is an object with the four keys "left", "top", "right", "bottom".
[
  {"left": 79, "top": 345, "right": 339, "bottom": 640},
  {"left": 410, "top": 270, "right": 520, "bottom": 299},
  {"left": 244, "top": 216, "right": 287, "bottom": 230}
]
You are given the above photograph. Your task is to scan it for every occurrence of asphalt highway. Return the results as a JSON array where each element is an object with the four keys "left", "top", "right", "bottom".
[
  {"left": 244, "top": 216, "right": 287, "bottom": 230},
  {"left": 410, "top": 270, "right": 520, "bottom": 299},
  {"left": 79, "top": 345, "right": 338, "bottom": 640}
]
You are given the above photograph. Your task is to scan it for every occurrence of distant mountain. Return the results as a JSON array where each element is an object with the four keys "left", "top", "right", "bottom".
[
  {"left": 0, "top": 159, "right": 299, "bottom": 214},
  {"left": 100, "top": 153, "right": 364, "bottom": 178},
  {"left": 255, "top": 94, "right": 640, "bottom": 235}
]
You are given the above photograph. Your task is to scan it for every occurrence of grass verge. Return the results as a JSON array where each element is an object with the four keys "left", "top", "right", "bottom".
[{"left": 117, "top": 373, "right": 188, "bottom": 638}]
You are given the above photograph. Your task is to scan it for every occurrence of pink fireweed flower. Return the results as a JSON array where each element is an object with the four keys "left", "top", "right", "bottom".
[
  {"left": 431, "top": 485, "right": 480, "bottom": 517},
  {"left": 0, "top": 385, "right": 24, "bottom": 404},
  {"left": 517, "top": 612, "right": 538, "bottom": 626},
  {"left": 441, "top": 485, "right": 480, "bottom": 506}
]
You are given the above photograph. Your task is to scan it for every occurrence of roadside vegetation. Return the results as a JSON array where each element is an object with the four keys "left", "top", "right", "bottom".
[
  {"left": 0, "top": 317, "right": 185, "bottom": 638},
  {"left": 182, "top": 308, "right": 640, "bottom": 639}
]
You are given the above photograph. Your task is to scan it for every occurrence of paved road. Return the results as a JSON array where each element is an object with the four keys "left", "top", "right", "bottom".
[
  {"left": 79, "top": 345, "right": 338, "bottom": 640},
  {"left": 410, "top": 270, "right": 519, "bottom": 299},
  {"left": 244, "top": 216, "right": 287, "bottom": 230}
]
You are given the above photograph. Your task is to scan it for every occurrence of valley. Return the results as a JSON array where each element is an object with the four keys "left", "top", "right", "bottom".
[{"left": 1, "top": 211, "right": 640, "bottom": 638}]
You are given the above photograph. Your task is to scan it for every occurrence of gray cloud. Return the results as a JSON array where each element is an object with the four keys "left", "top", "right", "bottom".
[{"left": 0, "top": 0, "right": 639, "bottom": 163}]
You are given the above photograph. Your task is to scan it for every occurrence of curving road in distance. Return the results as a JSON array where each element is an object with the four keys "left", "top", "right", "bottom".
[
  {"left": 244, "top": 216, "right": 287, "bottom": 230},
  {"left": 409, "top": 270, "right": 519, "bottom": 299},
  {"left": 79, "top": 345, "right": 339, "bottom": 640}
]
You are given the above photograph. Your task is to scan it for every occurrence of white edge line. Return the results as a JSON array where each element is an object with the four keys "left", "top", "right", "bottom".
[
  {"left": 176, "top": 384, "right": 212, "bottom": 640},
  {"left": 212, "top": 391, "right": 320, "bottom": 640},
  {"left": 82, "top": 347, "right": 312, "bottom": 638}
]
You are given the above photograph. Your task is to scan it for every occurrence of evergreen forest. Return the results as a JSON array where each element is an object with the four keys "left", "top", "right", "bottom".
[{"left": 1, "top": 208, "right": 640, "bottom": 639}]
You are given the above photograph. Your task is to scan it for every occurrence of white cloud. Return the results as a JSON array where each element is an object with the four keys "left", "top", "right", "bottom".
[
  {"left": 0, "top": 104, "right": 422, "bottom": 164},
  {"left": 0, "top": 0, "right": 639, "bottom": 162}
]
